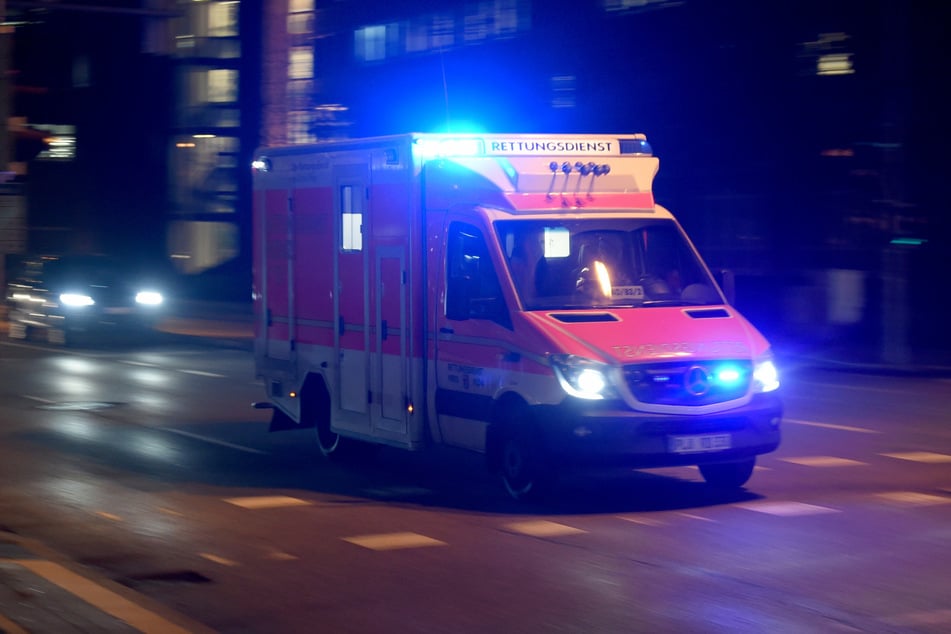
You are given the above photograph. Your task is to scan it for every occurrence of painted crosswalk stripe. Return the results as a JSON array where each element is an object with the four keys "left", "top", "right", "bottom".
[
  {"left": 739, "top": 501, "right": 839, "bottom": 516},
  {"left": 224, "top": 496, "right": 313, "bottom": 509},
  {"left": 781, "top": 456, "right": 866, "bottom": 467},
  {"left": 505, "top": 520, "right": 587, "bottom": 537},
  {"left": 342, "top": 532, "right": 446, "bottom": 551},
  {"left": 881, "top": 451, "right": 951, "bottom": 463}
]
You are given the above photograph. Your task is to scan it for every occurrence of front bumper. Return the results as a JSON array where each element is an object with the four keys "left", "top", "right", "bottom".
[{"left": 534, "top": 392, "right": 782, "bottom": 469}]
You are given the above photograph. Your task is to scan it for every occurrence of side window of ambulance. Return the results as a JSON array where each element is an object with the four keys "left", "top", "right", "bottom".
[
  {"left": 340, "top": 184, "right": 363, "bottom": 251},
  {"left": 446, "top": 222, "right": 508, "bottom": 325}
]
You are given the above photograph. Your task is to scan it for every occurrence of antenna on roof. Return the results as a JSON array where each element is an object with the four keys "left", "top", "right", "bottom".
[{"left": 439, "top": 49, "right": 451, "bottom": 133}]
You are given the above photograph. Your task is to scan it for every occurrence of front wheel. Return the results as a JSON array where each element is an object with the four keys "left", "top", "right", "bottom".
[
  {"left": 699, "top": 458, "right": 756, "bottom": 488},
  {"left": 498, "top": 420, "right": 552, "bottom": 502}
]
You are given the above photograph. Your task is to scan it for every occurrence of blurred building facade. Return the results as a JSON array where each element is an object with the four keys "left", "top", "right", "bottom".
[{"left": 5, "top": 0, "right": 948, "bottom": 352}]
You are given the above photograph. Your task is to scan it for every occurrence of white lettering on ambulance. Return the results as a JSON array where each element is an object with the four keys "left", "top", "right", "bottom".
[
  {"left": 487, "top": 139, "right": 618, "bottom": 156},
  {"left": 611, "top": 341, "right": 750, "bottom": 359}
]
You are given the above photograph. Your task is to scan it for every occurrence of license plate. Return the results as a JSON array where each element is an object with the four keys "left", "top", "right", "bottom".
[
  {"left": 668, "top": 433, "right": 731, "bottom": 454},
  {"left": 104, "top": 307, "right": 133, "bottom": 315}
]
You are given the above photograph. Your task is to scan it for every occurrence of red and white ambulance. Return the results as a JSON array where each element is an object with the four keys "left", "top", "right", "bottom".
[{"left": 251, "top": 133, "right": 782, "bottom": 500}]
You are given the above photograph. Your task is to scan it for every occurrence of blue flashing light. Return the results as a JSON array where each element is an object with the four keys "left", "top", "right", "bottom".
[
  {"left": 619, "top": 137, "right": 653, "bottom": 156},
  {"left": 414, "top": 137, "right": 485, "bottom": 160},
  {"left": 715, "top": 366, "right": 743, "bottom": 386}
]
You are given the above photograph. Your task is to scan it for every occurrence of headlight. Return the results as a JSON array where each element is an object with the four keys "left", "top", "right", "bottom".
[
  {"left": 753, "top": 356, "right": 780, "bottom": 393},
  {"left": 60, "top": 293, "right": 94, "bottom": 307},
  {"left": 550, "top": 354, "right": 615, "bottom": 400},
  {"left": 135, "top": 291, "right": 164, "bottom": 306}
]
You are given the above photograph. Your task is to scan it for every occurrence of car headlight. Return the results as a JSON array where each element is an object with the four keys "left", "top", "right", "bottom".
[
  {"left": 550, "top": 354, "right": 615, "bottom": 400},
  {"left": 135, "top": 291, "right": 164, "bottom": 306},
  {"left": 60, "top": 293, "right": 95, "bottom": 307},
  {"left": 753, "top": 356, "right": 780, "bottom": 393}
]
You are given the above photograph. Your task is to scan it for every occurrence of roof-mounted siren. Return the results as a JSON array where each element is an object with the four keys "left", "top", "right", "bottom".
[{"left": 619, "top": 134, "right": 652, "bottom": 156}]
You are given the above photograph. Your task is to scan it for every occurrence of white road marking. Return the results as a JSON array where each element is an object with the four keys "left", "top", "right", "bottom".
[
  {"left": 881, "top": 451, "right": 951, "bottom": 463},
  {"left": 678, "top": 513, "right": 717, "bottom": 523},
  {"left": 120, "top": 360, "right": 158, "bottom": 367},
  {"left": 200, "top": 553, "right": 239, "bottom": 566},
  {"left": 616, "top": 515, "right": 666, "bottom": 526},
  {"left": 505, "top": 520, "right": 587, "bottom": 537},
  {"left": 158, "top": 427, "right": 268, "bottom": 454},
  {"left": 780, "top": 456, "right": 867, "bottom": 467},
  {"left": 179, "top": 369, "right": 226, "bottom": 378},
  {"left": 738, "top": 501, "right": 840, "bottom": 516},
  {"left": 23, "top": 394, "right": 55, "bottom": 404},
  {"left": 785, "top": 418, "right": 880, "bottom": 434},
  {"left": 342, "top": 532, "right": 446, "bottom": 551},
  {"left": 876, "top": 492, "right": 951, "bottom": 506},
  {"left": 224, "top": 496, "right": 313, "bottom": 510},
  {"left": 94, "top": 511, "right": 123, "bottom": 522}
]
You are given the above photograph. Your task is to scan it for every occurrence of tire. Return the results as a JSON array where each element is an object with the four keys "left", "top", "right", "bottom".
[
  {"left": 497, "top": 409, "right": 552, "bottom": 502},
  {"left": 699, "top": 458, "right": 756, "bottom": 488},
  {"left": 305, "top": 379, "right": 366, "bottom": 460}
]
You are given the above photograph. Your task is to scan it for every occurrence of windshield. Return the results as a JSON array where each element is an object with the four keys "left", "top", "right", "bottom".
[{"left": 496, "top": 218, "right": 723, "bottom": 310}]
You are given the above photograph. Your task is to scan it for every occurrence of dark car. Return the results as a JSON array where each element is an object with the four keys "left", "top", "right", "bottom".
[{"left": 5, "top": 254, "right": 167, "bottom": 345}]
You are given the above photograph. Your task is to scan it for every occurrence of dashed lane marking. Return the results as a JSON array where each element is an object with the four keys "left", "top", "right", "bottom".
[
  {"left": 784, "top": 418, "right": 880, "bottom": 434},
  {"left": 875, "top": 492, "right": 951, "bottom": 506},
  {"left": 738, "top": 501, "right": 840, "bottom": 516},
  {"left": 616, "top": 515, "right": 666, "bottom": 526},
  {"left": 158, "top": 427, "right": 268, "bottom": 454},
  {"left": 94, "top": 511, "right": 123, "bottom": 522},
  {"left": 200, "top": 553, "right": 239, "bottom": 566},
  {"left": 780, "top": 456, "right": 867, "bottom": 467},
  {"left": 22, "top": 394, "right": 55, "bottom": 404},
  {"left": 505, "top": 520, "right": 587, "bottom": 538},
  {"left": 224, "top": 495, "right": 313, "bottom": 510},
  {"left": 179, "top": 369, "right": 227, "bottom": 378},
  {"left": 678, "top": 513, "right": 717, "bottom": 523},
  {"left": 342, "top": 532, "right": 447, "bottom": 551},
  {"left": 881, "top": 451, "right": 951, "bottom": 463}
]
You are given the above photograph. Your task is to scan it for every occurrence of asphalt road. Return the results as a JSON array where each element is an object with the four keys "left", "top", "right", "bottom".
[{"left": 1, "top": 338, "right": 950, "bottom": 633}]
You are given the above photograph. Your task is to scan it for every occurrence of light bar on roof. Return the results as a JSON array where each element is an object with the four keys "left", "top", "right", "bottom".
[{"left": 414, "top": 137, "right": 486, "bottom": 159}]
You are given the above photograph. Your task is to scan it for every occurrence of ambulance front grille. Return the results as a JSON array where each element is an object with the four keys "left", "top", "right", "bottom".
[{"left": 622, "top": 360, "right": 752, "bottom": 406}]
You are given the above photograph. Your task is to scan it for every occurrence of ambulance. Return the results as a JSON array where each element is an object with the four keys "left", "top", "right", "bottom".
[{"left": 251, "top": 133, "right": 782, "bottom": 500}]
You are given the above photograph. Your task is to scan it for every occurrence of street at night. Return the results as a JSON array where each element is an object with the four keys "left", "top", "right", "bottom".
[
  {"left": 1, "top": 333, "right": 949, "bottom": 632},
  {"left": 4, "top": 1, "right": 951, "bottom": 632}
]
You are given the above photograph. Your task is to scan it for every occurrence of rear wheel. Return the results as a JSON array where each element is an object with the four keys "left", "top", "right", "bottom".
[{"left": 699, "top": 458, "right": 756, "bottom": 488}]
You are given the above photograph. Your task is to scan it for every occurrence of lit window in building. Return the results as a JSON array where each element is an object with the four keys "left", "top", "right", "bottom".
[
  {"left": 288, "top": 12, "right": 312, "bottom": 34},
  {"left": 287, "top": 110, "right": 317, "bottom": 145},
  {"left": 817, "top": 53, "right": 855, "bottom": 76},
  {"left": 207, "top": 69, "right": 238, "bottom": 102},
  {"left": 465, "top": 0, "right": 521, "bottom": 42},
  {"left": 208, "top": 1, "right": 239, "bottom": 37},
  {"left": 431, "top": 14, "right": 454, "bottom": 49},
  {"left": 355, "top": 25, "right": 387, "bottom": 62},
  {"left": 289, "top": 47, "right": 313, "bottom": 79},
  {"left": 288, "top": 0, "right": 314, "bottom": 35},
  {"left": 289, "top": 0, "right": 313, "bottom": 12}
]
